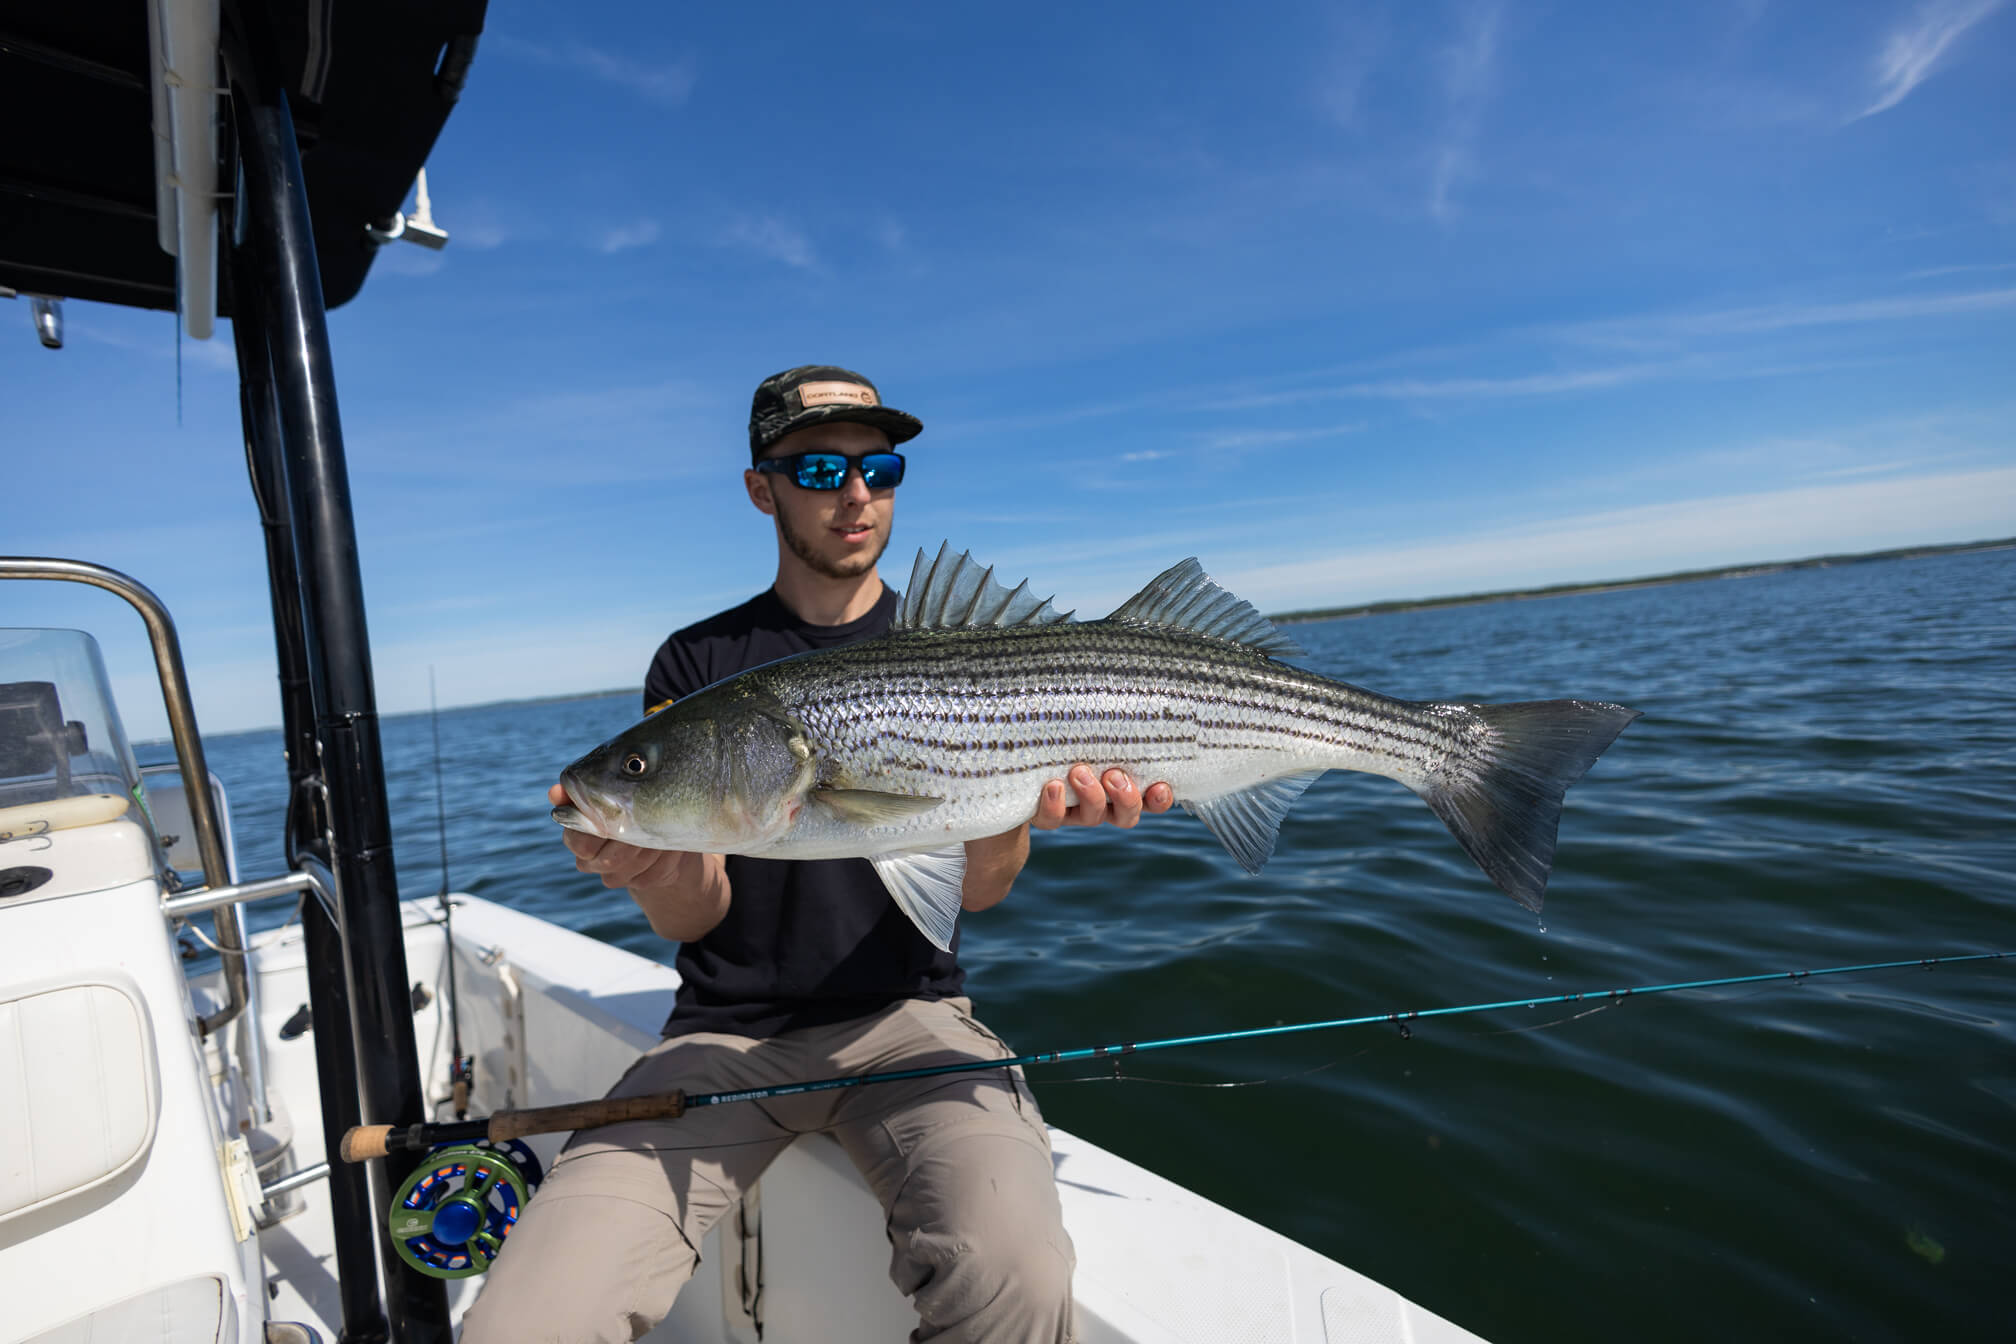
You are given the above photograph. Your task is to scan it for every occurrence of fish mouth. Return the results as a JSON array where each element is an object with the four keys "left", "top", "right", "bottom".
[{"left": 553, "top": 768, "right": 625, "bottom": 839}]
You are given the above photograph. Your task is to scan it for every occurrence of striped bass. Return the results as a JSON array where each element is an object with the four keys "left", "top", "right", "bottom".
[{"left": 555, "top": 544, "right": 1639, "bottom": 950}]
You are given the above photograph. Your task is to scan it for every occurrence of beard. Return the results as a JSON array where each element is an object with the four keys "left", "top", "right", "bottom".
[{"left": 776, "top": 505, "right": 888, "bottom": 580}]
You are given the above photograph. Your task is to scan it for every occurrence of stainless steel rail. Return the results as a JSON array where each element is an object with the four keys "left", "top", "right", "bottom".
[
  {"left": 161, "top": 868, "right": 321, "bottom": 918},
  {"left": 160, "top": 864, "right": 337, "bottom": 1132},
  {"left": 0, "top": 556, "right": 246, "bottom": 1035},
  {"left": 262, "top": 1160, "right": 331, "bottom": 1200}
]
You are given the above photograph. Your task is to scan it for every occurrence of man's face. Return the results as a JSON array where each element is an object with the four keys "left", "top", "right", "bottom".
[{"left": 745, "top": 421, "right": 898, "bottom": 581}]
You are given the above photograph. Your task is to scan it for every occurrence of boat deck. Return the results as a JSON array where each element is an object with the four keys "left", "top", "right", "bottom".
[{"left": 241, "top": 894, "right": 1487, "bottom": 1343}]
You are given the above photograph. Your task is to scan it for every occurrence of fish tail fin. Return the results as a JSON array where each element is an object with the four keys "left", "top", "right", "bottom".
[{"left": 1411, "top": 699, "right": 1639, "bottom": 911}]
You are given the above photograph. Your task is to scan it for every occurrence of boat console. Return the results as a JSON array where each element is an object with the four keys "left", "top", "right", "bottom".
[{"left": 0, "top": 626, "right": 283, "bottom": 1342}]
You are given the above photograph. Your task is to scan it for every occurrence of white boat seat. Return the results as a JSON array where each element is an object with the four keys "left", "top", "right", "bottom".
[
  {"left": 18, "top": 1274, "right": 234, "bottom": 1343},
  {"left": 0, "top": 976, "right": 160, "bottom": 1225}
]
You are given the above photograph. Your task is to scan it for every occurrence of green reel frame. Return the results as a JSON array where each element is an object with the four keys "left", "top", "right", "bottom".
[{"left": 387, "top": 1139, "right": 543, "bottom": 1279}]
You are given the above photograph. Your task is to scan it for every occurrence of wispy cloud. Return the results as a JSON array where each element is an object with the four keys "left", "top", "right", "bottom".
[
  {"left": 723, "top": 215, "right": 818, "bottom": 269},
  {"left": 1557, "top": 286, "right": 2016, "bottom": 350},
  {"left": 459, "top": 220, "right": 509, "bottom": 251},
  {"left": 874, "top": 216, "right": 909, "bottom": 253},
  {"left": 1196, "top": 423, "right": 1368, "bottom": 450},
  {"left": 1853, "top": 0, "right": 2006, "bottom": 121},
  {"left": 1206, "top": 361, "right": 1679, "bottom": 411},
  {"left": 68, "top": 315, "right": 239, "bottom": 374},
  {"left": 1428, "top": 0, "right": 1505, "bottom": 224},
  {"left": 349, "top": 378, "right": 716, "bottom": 485},
  {"left": 1237, "top": 465, "right": 2016, "bottom": 613},
  {"left": 372, "top": 247, "right": 448, "bottom": 279},
  {"left": 597, "top": 219, "right": 661, "bottom": 254},
  {"left": 1814, "top": 455, "right": 1971, "bottom": 479},
  {"left": 1905, "top": 260, "right": 2016, "bottom": 280},
  {"left": 497, "top": 35, "right": 698, "bottom": 106},
  {"left": 1313, "top": 9, "right": 1388, "bottom": 131}
]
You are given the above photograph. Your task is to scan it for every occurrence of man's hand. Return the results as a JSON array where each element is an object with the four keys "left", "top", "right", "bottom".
[
  {"left": 548, "top": 783, "right": 730, "bottom": 941},
  {"left": 549, "top": 783, "right": 683, "bottom": 888},
  {"left": 1031, "top": 766, "right": 1175, "bottom": 831},
  {"left": 961, "top": 767, "right": 1173, "bottom": 914}
]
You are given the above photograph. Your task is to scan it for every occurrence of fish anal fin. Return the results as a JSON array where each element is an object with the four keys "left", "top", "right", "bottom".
[
  {"left": 870, "top": 846, "right": 967, "bottom": 952},
  {"left": 1181, "top": 770, "right": 1325, "bottom": 874}
]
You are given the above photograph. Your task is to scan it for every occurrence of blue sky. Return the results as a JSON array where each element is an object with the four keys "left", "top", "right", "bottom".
[{"left": 7, "top": 0, "right": 2014, "bottom": 739}]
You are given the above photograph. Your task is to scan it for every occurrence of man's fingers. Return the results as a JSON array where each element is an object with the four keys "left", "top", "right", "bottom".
[
  {"left": 630, "top": 849, "right": 684, "bottom": 891},
  {"left": 1032, "top": 768, "right": 1174, "bottom": 831},
  {"left": 1067, "top": 766, "right": 1105, "bottom": 825},
  {"left": 1031, "top": 779, "right": 1069, "bottom": 831},
  {"left": 547, "top": 782, "right": 569, "bottom": 807},
  {"left": 1103, "top": 769, "right": 1142, "bottom": 828},
  {"left": 566, "top": 831, "right": 653, "bottom": 885}
]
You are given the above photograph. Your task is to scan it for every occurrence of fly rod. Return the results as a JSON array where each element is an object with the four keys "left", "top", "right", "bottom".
[{"left": 340, "top": 949, "right": 2010, "bottom": 1161}]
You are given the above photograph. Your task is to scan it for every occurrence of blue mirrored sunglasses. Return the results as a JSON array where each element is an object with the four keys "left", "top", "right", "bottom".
[{"left": 753, "top": 450, "right": 906, "bottom": 490}]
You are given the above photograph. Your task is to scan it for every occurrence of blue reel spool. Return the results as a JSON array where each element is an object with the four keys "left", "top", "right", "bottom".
[{"left": 387, "top": 1138, "right": 544, "bottom": 1279}]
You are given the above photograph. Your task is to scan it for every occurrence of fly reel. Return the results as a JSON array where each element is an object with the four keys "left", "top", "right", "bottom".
[{"left": 386, "top": 1139, "right": 544, "bottom": 1279}]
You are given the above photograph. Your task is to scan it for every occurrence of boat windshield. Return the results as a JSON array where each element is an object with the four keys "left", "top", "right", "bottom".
[{"left": 0, "top": 629, "right": 146, "bottom": 813}]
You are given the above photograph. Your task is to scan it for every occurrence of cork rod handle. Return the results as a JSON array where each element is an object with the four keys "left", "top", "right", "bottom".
[{"left": 337, "top": 1090, "right": 689, "bottom": 1163}]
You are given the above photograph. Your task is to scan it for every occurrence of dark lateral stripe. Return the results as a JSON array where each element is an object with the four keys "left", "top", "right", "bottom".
[
  {"left": 813, "top": 680, "right": 1455, "bottom": 746},
  {"left": 814, "top": 685, "right": 1458, "bottom": 758},
  {"left": 822, "top": 648, "right": 1432, "bottom": 736},
  {"left": 782, "top": 629, "right": 1475, "bottom": 766},
  {"left": 815, "top": 709, "right": 1448, "bottom": 770}
]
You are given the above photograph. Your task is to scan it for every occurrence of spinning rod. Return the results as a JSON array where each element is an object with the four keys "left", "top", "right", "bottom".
[{"left": 343, "top": 949, "right": 2009, "bottom": 1162}]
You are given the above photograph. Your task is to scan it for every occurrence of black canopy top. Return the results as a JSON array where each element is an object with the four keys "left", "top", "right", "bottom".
[{"left": 0, "top": 1, "right": 487, "bottom": 315}]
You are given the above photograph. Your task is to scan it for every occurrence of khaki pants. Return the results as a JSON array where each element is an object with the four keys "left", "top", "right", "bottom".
[{"left": 460, "top": 997, "right": 1075, "bottom": 1344}]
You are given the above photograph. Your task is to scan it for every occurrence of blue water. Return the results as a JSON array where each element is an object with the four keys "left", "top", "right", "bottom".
[{"left": 157, "top": 547, "right": 2015, "bottom": 1343}]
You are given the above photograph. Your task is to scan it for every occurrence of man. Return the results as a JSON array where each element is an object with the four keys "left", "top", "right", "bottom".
[{"left": 463, "top": 366, "right": 1171, "bottom": 1343}]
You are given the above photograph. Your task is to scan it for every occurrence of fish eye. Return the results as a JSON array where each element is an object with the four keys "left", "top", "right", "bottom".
[{"left": 621, "top": 752, "right": 650, "bottom": 778}]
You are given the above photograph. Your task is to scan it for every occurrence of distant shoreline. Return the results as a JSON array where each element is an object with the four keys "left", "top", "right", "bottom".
[{"left": 1265, "top": 535, "right": 2016, "bottom": 626}]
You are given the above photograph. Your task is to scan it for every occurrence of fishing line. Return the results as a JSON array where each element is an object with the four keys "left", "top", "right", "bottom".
[
  {"left": 1470, "top": 999, "right": 1620, "bottom": 1036},
  {"left": 1044, "top": 1053, "right": 1364, "bottom": 1090}
]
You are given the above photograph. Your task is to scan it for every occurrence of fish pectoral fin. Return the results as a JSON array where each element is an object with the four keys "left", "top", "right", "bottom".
[
  {"left": 811, "top": 788, "right": 946, "bottom": 825},
  {"left": 1181, "top": 771, "right": 1326, "bottom": 875},
  {"left": 869, "top": 847, "right": 967, "bottom": 952}
]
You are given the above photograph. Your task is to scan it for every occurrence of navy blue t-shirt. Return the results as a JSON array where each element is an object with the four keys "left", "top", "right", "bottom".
[{"left": 643, "top": 584, "right": 966, "bottom": 1038}]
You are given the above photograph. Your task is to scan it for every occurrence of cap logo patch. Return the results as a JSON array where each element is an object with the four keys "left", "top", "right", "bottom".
[{"left": 796, "top": 380, "right": 879, "bottom": 409}]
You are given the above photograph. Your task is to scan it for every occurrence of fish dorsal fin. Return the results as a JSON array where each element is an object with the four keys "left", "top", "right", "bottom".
[
  {"left": 895, "top": 543, "right": 1074, "bottom": 631},
  {"left": 1107, "top": 558, "right": 1305, "bottom": 657},
  {"left": 1182, "top": 770, "right": 1325, "bottom": 874}
]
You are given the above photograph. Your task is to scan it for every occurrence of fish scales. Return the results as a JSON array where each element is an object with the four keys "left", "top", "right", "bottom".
[
  {"left": 771, "top": 623, "right": 1465, "bottom": 832},
  {"left": 554, "top": 545, "right": 1639, "bottom": 951}
]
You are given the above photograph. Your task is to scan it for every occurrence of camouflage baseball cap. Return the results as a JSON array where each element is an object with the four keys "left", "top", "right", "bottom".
[{"left": 748, "top": 365, "right": 923, "bottom": 461}]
